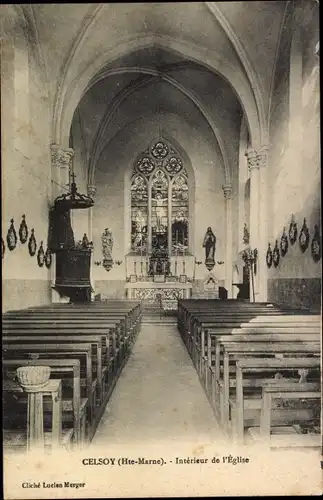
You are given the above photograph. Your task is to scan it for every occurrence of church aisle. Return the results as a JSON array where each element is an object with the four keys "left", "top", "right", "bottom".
[{"left": 91, "top": 322, "right": 221, "bottom": 447}]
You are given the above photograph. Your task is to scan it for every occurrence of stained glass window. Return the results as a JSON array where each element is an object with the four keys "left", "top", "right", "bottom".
[
  {"left": 131, "top": 140, "right": 189, "bottom": 255},
  {"left": 171, "top": 174, "right": 189, "bottom": 254},
  {"left": 131, "top": 175, "right": 148, "bottom": 253},
  {"left": 152, "top": 170, "right": 168, "bottom": 250}
]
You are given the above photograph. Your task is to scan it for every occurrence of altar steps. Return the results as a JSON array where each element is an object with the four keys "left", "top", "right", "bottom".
[
  {"left": 141, "top": 310, "right": 177, "bottom": 325},
  {"left": 141, "top": 308, "right": 177, "bottom": 325},
  {"left": 141, "top": 316, "right": 177, "bottom": 325},
  {"left": 140, "top": 302, "right": 178, "bottom": 325}
]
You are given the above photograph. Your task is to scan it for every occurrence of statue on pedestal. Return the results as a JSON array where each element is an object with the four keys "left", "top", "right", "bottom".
[
  {"left": 101, "top": 228, "right": 114, "bottom": 271},
  {"left": 202, "top": 227, "right": 216, "bottom": 271}
]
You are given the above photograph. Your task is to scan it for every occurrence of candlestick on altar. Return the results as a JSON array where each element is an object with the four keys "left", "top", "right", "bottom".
[
  {"left": 182, "top": 230, "right": 185, "bottom": 257},
  {"left": 175, "top": 230, "right": 178, "bottom": 276}
]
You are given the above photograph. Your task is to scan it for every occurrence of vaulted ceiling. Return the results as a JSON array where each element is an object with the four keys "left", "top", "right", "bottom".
[
  {"left": 75, "top": 46, "right": 244, "bottom": 172},
  {"left": 2, "top": 2, "right": 289, "bottom": 175}
]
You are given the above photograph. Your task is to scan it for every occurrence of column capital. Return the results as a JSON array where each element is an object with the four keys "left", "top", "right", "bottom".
[
  {"left": 245, "top": 148, "right": 258, "bottom": 170},
  {"left": 222, "top": 183, "right": 232, "bottom": 199},
  {"left": 245, "top": 146, "right": 269, "bottom": 169},
  {"left": 87, "top": 184, "right": 97, "bottom": 199},
  {"left": 256, "top": 145, "right": 269, "bottom": 168},
  {"left": 50, "top": 144, "right": 74, "bottom": 169}
]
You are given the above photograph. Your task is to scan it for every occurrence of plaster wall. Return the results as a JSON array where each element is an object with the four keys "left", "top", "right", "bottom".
[
  {"left": 267, "top": 2, "right": 320, "bottom": 310},
  {"left": 1, "top": 18, "right": 52, "bottom": 311}
]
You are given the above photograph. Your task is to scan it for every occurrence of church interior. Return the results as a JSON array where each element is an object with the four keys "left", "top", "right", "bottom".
[{"left": 1, "top": 2, "right": 322, "bottom": 457}]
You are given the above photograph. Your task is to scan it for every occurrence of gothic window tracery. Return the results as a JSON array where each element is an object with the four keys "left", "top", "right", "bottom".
[
  {"left": 131, "top": 175, "right": 148, "bottom": 253},
  {"left": 130, "top": 140, "right": 189, "bottom": 254}
]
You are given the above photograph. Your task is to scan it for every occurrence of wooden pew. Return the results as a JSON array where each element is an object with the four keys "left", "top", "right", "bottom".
[
  {"left": 232, "top": 357, "right": 321, "bottom": 443},
  {"left": 202, "top": 323, "right": 320, "bottom": 382},
  {"left": 248, "top": 314, "right": 321, "bottom": 323},
  {"left": 3, "top": 343, "right": 95, "bottom": 427},
  {"left": 189, "top": 312, "right": 289, "bottom": 367},
  {"left": 183, "top": 309, "right": 287, "bottom": 357},
  {"left": 177, "top": 299, "right": 321, "bottom": 450},
  {"left": 181, "top": 306, "right": 285, "bottom": 339},
  {"left": 216, "top": 340, "right": 320, "bottom": 428},
  {"left": 203, "top": 331, "right": 320, "bottom": 400},
  {"left": 3, "top": 358, "right": 86, "bottom": 446},
  {"left": 8, "top": 302, "right": 142, "bottom": 321},
  {"left": 2, "top": 304, "right": 141, "bottom": 386},
  {"left": 199, "top": 316, "right": 320, "bottom": 438},
  {"left": 3, "top": 334, "right": 104, "bottom": 406},
  {"left": 198, "top": 317, "right": 320, "bottom": 384},
  {"left": 233, "top": 326, "right": 319, "bottom": 334},
  {"left": 177, "top": 301, "right": 319, "bottom": 368},
  {"left": 3, "top": 314, "right": 137, "bottom": 355},
  {"left": 2, "top": 300, "right": 142, "bottom": 443},
  {"left": 2, "top": 323, "right": 130, "bottom": 417},
  {"left": 177, "top": 299, "right": 310, "bottom": 332},
  {"left": 2, "top": 314, "right": 122, "bottom": 351},
  {"left": 3, "top": 321, "right": 117, "bottom": 358},
  {"left": 4, "top": 304, "right": 142, "bottom": 333},
  {"left": 3, "top": 316, "right": 125, "bottom": 339},
  {"left": 7, "top": 302, "right": 141, "bottom": 313},
  {"left": 2, "top": 322, "right": 128, "bottom": 385},
  {"left": 3, "top": 306, "right": 141, "bottom": 339},
  {"left": 247, "top": 382, "right": 321, "bottom": 449}
]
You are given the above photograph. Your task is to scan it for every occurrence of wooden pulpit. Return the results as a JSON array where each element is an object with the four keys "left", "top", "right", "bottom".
[{"left": 55, "top": 249, "right": 92, "bottom": 302}]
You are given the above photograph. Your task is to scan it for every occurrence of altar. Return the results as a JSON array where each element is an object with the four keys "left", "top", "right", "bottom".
[
  {"left": 125, "top": 252, "right": 195, "bottom": 309},
  {"left": 126, "top": 280, "right": 192, "bottom": 302}
]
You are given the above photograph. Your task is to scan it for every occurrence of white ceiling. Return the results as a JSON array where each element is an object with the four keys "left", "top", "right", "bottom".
[
  {"left": 1, "top": 2, "right": 289, "bottom": 177},
  {"left": 74, "top": 46, "right": 243, "bottom": 169},
  {"left": 27, "top": 2, "right": 286, "bottom": 107}
]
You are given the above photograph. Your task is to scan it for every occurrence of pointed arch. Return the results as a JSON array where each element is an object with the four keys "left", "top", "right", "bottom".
[
  {"left": 205, "top": 2, "right": 267, "bottom": 144},
  {"left": 53, "top": 34, "right": 261, "bottom": 151},
  {"left": 126, "top": 137, "right": 194, "bottom": 256},
  {"left": 87, "top": 66, "right": 232, "bottom": 185}
]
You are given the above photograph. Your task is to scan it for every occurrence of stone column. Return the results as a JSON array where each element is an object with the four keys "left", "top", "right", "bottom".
[
  {"left": 87, "top": 185, "right": 97, "bottom": 241},
  {"left": 245, "top": 147, "right": 269, "bottom": 302},
  {"left": 223, "top": 184, "right": 233, "bottom": 298},
  {"left": 51, "top": 144, "right": 74, "bottom": 200},
  {"left": 50, "top": 145, "right": 74, "bottom": 303},
  {"left": 257, "top": 146, "right": 269, "bottom": 302},
  {"left": 87, "top": 185, "right": 96, "bottom": 299},
  {"left": 245, "top": 148, "right": 260, "bottom": 300}
]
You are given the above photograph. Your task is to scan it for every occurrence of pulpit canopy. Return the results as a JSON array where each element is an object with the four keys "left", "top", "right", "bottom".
[{"left": 54, "top": 173, "right": 94, "bottom": 211}]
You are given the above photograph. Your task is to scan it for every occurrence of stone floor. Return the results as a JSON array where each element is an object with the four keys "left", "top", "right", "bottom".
[{"left": 91, "top": 321, "right": 221, "bottom": 447}]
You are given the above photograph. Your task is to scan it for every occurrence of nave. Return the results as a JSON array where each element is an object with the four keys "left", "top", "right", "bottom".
[
  {"left": 1, "top": 3, "right": 321, "bottom": 496},
  {"left": 91, "top": 320, "right": 220, "bottom": 447},
  {"left": 3, "top": 298, "right": 321, "bottom": 454},
  {"left": 3, "top": 299, "right": 322, "bottom": 499}
]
